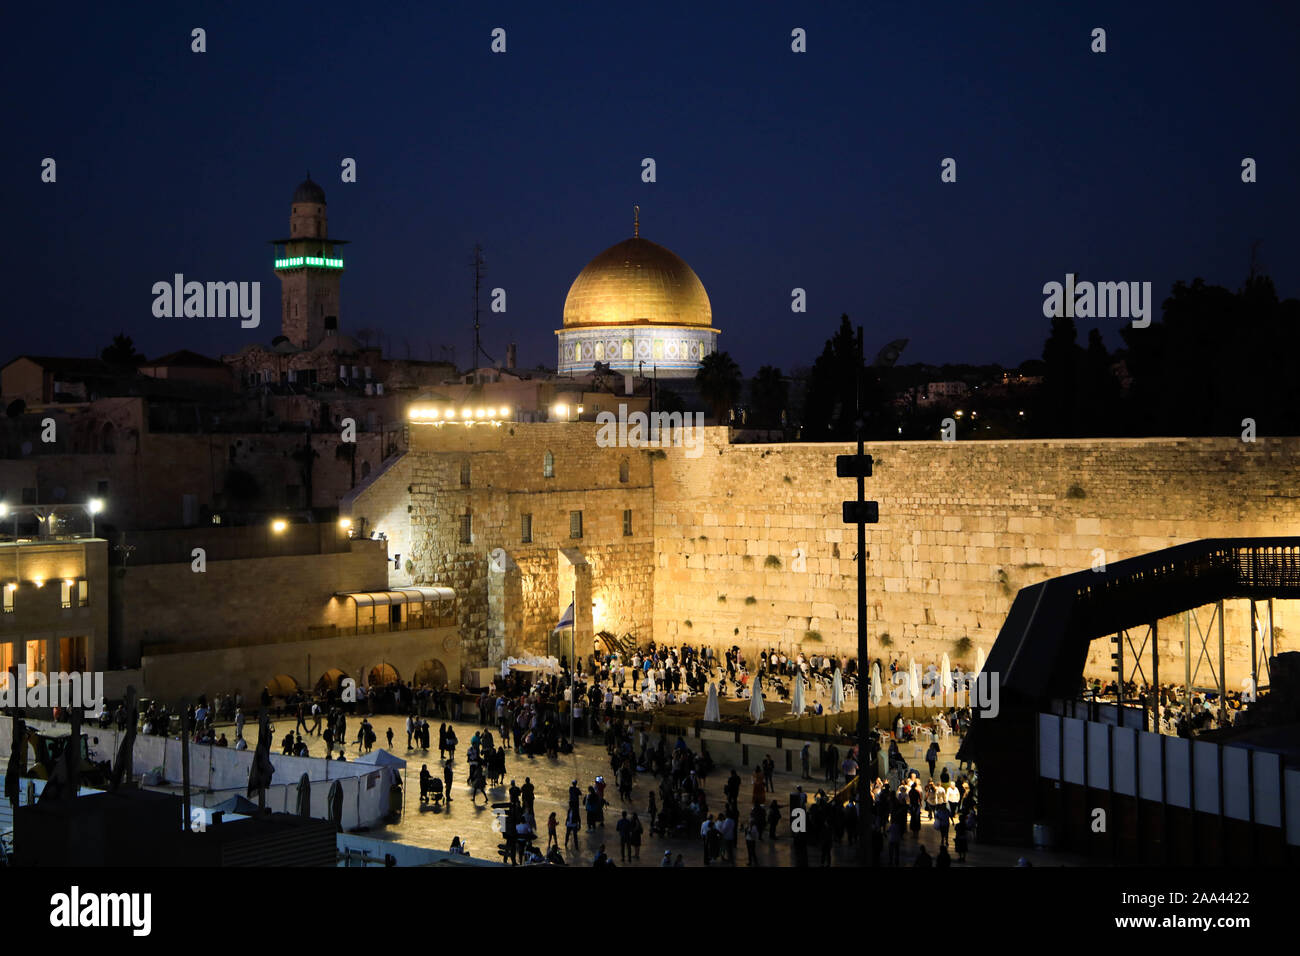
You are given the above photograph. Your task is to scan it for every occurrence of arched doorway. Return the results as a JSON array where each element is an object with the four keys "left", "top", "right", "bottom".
[
  {"left": 413, "top": 658, "right": 448, "bottom": 688},
  {"left": 315, "top": 668, "right": 347, "bottom": 695},
  {"left": 264, "top": 674, "right": 299, "bottom": 698},
  {"left": 367, "top": 663, "right": 399, "bottom": 686}
]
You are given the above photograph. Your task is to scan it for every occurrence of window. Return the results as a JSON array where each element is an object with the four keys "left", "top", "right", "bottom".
[
  {"left": 460, "top": 459, "right": 471, "bottom": 487},
  {"left": 543, "top": 450, "right": 554, "bottom": 479},
  {"left": 60, "top": 580, "right": 73, "bottom": 609},
  {"left": 619, "top": 458, "right": 629, "bottom": 483},
  {"left": 78, "top": 580, "right": 89, "bottom": 607},
  {"left": 97, "top": 480, "right": 109, "bottom": 495},
  {"left": 460, "top": 511, "right": 472, "bottom": 544},
  {"left": 521, "top": 513, "right": 533, "bottom": 544},
  {"left": 3, "top": 586, "right": 13, "bottom": 614},
  {"left": 623, "top": 509, "right": 633, "bottom": 536},
  {"left": 569, "top": 510, "right": 583, "bottom": 539}
]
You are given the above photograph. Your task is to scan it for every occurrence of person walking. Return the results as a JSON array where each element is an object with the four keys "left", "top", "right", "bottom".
[
  {"left": 926, "top": 740, "right": 939, "bottom": 779},
  {"left": 546, "top": 812, "right": 559, "bottom": 850},
  {"left": 746, "top": 819, "right": 760, "bottom": 866},
  {"left": 617, "top": 811, "right": 632, "bottom": 862},
  {"left": 407, "top": 715, "right": 415, "bottom": 750},
  {"left": 630, "top": 813, "right": 643, "bottom": 860},
  {"left": 800, "top": 742, "right": 811, "bottom": 780},
  {"left": 767, "top": 800, "right": 781, "bottom": 839},
  {"left": 442, "top": 757, "right": 454, "bottom": 802}
]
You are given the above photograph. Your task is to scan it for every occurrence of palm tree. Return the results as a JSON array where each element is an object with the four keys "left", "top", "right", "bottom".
[{"left": 696, "top": 351, "right": 743, "bottom": 423}]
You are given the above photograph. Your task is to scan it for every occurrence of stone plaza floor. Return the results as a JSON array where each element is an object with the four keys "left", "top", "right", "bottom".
[{"left": 214, "top": 709, "right": 1090, "bottom": 867}]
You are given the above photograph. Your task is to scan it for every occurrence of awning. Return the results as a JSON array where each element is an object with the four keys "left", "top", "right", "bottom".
[{"left": 335, "top": 587, "right": 454, "bottom": 608}]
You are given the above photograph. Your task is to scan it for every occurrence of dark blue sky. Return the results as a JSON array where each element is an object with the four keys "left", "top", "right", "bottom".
[{"left": 5, "top": 1, "right": 1297, "bottom": 375}]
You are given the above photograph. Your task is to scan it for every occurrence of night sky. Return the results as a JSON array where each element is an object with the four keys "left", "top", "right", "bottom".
[{"left": 5, "top": 1, "right": 1298, "bottom": 376}]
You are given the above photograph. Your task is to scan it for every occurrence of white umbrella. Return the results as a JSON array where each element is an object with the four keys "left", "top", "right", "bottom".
[
  {"left": 909, "top": 659, "right": 920, "bottom": 706},
  {"left": 940, "top": 653, "right": 952, "bottom": 705},
  {"left": 791, "top": 673, "right": 806, "bottom": 717},
  {"left": 704, "top": 683, "right": 721, "bottom": 722},
  {"left": 749, "top": 675, "right": 765, "bottom": 723},
  {"left": 975, "top": 646, "right": 986, "bottom": 676},
  {"left": 870, "top": 663, "right": 882, "bottom": 706},
  {"left": 831, "top": 669, "right": 845, "bottom": 713}
]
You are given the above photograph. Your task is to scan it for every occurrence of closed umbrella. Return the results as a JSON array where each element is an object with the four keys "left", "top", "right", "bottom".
[
  {"left": 791, "top": 673, "right": 806, "bottom": 717},
  {"left": 870, "top": 664, "right": 882, "bottom": 706},
  {"left": 940, "top": 653, "right": 952, "bottom": 706},
  {"left": 831, "top": 669, "right": 845, "bottom": 713},
  {"left": 704, "top": 683, "right": 721, "bottom": 722},
  {"left": 908, "top": 659, "right": 920, "bottom": 706},
  {"left": 749, "top": 675, "right": 765, "bottom": 723},
  {"left": 296, "top": 773, "right": 312, "bottom": 817}
]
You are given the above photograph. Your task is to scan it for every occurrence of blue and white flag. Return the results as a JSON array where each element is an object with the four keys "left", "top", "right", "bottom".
[{"left": 553, "top": 601, "right": 574, "bottom": 633}]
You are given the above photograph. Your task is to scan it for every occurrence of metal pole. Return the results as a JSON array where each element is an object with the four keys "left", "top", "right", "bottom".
[
  {"left": 1250, "top": 600, "right": 1258, "bottom": 700},
  {"left": 854, "top": 327, "right": 870, "bottom": 867},
  {"left": 570, "top": 589, "right": 576, "bottom": 744},
  {"left": 1217, "top": 599, "right": 1225, "bottom": 723},
  {"left": 1151, "top": 620, "right": 1159, "bottom": 733}
]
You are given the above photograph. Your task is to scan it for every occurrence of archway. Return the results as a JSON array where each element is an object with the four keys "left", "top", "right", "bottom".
[
  {"left": 367, "top": 662, "right": 399, "bottom": 686},
  {"left": 264, "top": 673, "right": 299, "bottom": 698},
  {"left": 413, "top": 658, "right": 448, "bottom": 688},
  {"left": 315, "top": 668, "right": 347, "bottom": 695}
]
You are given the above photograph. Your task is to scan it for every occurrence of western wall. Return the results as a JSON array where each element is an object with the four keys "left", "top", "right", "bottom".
[{"left": 352, "top": 424, "right": 1300, "bottom": 690}]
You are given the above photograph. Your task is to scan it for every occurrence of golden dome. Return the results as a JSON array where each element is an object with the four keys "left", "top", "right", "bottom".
[{"left": 562, "top": 235, "right": 712, "bottom": 330}]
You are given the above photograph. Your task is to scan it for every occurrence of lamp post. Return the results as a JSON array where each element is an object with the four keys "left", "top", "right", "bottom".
[{"left": 87, "top": 498, "right": 104, "bottom": 538}]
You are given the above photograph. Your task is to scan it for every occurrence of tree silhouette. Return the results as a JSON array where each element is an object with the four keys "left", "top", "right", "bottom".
[
  {"left": 749, "top": 365, "right": 788, "bottom": 427},
  {"left": 696, "top": 351, "right": 743, "bottom": 423},
  {"left": 101, "top": 333, "right": 145, "bottom": 368},
  {"left": 802, "top": 315, "right": 889, "bottom": 439}
]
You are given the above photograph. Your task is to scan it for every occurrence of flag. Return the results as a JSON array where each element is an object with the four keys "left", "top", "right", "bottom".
[{"left": 553, "top": 602, "right": 574, "bottom": 633}]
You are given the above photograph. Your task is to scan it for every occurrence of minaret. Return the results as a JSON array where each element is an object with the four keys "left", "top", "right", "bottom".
[{"left": 270, "top": 174, "right": 349, "bottom": 348}]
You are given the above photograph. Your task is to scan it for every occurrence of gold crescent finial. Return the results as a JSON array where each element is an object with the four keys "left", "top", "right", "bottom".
[{"left": 633, "top": 205, "right": 639, "bottom": 238}]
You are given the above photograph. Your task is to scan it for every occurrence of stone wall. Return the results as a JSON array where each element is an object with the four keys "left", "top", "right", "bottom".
[
  {"left": 349, "top": 422, "right": 654, "bottom": 668},
  {"left": 119, "top": 539, "right": 390, "bottom": 665},
  {"left": 651, "top": 432, "right": 1300, "bottom": 685},
  {"left": 354, "top": 425, "right": 1300, "bottom": 687}
]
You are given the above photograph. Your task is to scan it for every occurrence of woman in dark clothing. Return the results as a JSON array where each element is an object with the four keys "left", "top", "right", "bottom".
[{"left": 908, "top": 783, "right": 922, "bottom": 835}]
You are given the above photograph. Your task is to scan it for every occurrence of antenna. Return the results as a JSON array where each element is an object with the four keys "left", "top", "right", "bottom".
[{"left": 470, "top": 243, "right": 495, "bottom": 373}]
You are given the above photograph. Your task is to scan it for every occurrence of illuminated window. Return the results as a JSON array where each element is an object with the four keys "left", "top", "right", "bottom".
[
  {"left": 78, "top": 580, "right": 89, "bottom": 607},
  {"left": 569, "top": 510, "right": 583, "bottom": 539},
  {"left": 543, "top": 450, "right": 554, "bottom": 479},
  {"left": 521, "top": 513, "right": 533, "bottom": 544},
  {"left": 3, "top": 586, "right": 13, "bottom": 614},
  {"left": 60, "top": 580, "right": 73, "bottom": 609},
  {"left": 25, "top": 640, "right": 47, "bottom": 683}
]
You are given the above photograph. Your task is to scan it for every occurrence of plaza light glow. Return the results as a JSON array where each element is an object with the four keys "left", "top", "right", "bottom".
[
  {"left": 271, "top": 519, "right": 288, "bottom": 533},
  {"left": 338, "top": 518, "right": 352, "bottom": 530},
  {"left": 88, "top": 498, "right": 103, "bottom": 514}
]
